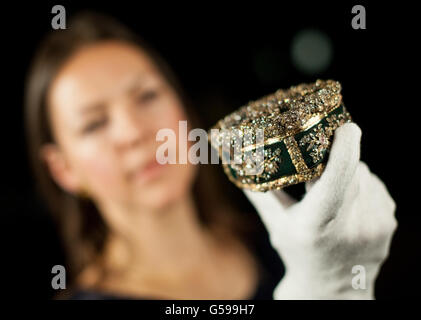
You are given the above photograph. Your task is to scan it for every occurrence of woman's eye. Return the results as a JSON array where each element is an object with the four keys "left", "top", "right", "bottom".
[
  {"left": 82, "top": 118, "right": 107, "bottom": 134},
  {"left": 136, "top": 90, "right": 159, "bottom": 104}
]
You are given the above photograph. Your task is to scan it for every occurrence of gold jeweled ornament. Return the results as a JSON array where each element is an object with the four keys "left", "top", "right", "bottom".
[{"left": 208, "top": 79, "right": 352, "bottom": 192}]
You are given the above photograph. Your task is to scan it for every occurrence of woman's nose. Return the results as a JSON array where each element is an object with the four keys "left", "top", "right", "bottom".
[{"left": 110, "top": 104, "right": 148, "bottom": 149}]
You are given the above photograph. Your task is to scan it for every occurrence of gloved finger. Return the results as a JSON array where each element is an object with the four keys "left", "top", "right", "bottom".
[
  {"left": 298, "top": 122, "right": 362, "bottom": 225},
  {"left": 305, "top": 179, "right": 316, "bottom": 193},
  {"left": 361, "top": 162, "right": 397, "bottom": 222},
  {"left": 242, "top": 189, "right": 292, "bottom": 232},
  {"left": 335, "top": 160, "right": 364, "bottom": 220},
  {"left": 350, "top": 161, "right": 397, "bottom": 240},
  {"left": 272, "top": 188, "right": 297, "bottom": 208}
]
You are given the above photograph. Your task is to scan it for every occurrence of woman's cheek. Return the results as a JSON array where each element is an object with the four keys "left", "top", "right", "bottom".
[
  {"left": 154, "top": 95, "right": 188, "bottom": 131},
  {"left": 75, "top": 144, "right": 125, "bottom": 199}
]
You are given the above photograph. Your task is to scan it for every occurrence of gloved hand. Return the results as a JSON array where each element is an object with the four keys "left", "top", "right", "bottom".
[{"left": 243, "top": 123, "right": 397, "bottom": 299}]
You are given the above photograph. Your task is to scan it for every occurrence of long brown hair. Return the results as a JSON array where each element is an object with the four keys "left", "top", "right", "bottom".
[{"left": 24, "top": 11, "right": 258, "bottom": 290}]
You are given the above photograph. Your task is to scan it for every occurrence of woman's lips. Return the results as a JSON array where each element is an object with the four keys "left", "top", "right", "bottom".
[{"left": 131, "top": 158, "right": 167, "bottom": 184}]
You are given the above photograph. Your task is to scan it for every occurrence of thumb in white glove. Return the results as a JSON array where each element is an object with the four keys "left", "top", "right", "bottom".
[{"left": 243, "top": 123, "right": 397, "bottom": 299}]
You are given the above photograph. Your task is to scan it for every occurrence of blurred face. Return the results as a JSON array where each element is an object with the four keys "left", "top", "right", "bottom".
[{"left": 45, "top": 40, "right": 197, "bottom": 211}]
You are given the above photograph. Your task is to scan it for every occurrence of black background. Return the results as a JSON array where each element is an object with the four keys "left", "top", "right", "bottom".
[{"left": 2, "top": 1, "right": 418, "bottom": 299}]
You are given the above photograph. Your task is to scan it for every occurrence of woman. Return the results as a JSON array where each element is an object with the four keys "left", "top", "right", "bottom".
[
  {"left": 25, "top": 11, "right": 397, "bottom": 300},
  {"left": 24, "top": 11, "right": 281, "bottom": 300}
]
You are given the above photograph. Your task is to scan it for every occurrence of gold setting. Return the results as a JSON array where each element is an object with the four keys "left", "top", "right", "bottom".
[{"left": 208, "top": 79, "right": 352, "bottom": 192}]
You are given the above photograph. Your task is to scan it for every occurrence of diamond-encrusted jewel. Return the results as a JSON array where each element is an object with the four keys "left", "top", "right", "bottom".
[
  {"left": 260, "top": 147, "right": 282, "bottom": 177},
  {"left": 264, "top": 161, "right": 279, "bottom": 175},
  {"left": 299, "top": 110, "right": 352, "bottom": 164},
  {"left": 299, "top": 124, "right": 330, "bottom": 163},
  {"left": 212, "top": 80, "right": 343, "bottom": 144},
  {"left": 231, "top": 145, "right": 282, "bottom": 179},
  {"left": 209, "top": 80, "right": 351, "bottom": 192}
]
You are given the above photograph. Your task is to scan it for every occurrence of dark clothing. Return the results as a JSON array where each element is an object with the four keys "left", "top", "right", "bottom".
[{"left": 68, "top": 228, "right": 285, "bottom": 300}]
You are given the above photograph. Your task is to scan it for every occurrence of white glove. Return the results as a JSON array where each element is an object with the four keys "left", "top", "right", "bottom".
[{"left": 243, "top": 123, "right": 397, "bottom": 299}]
